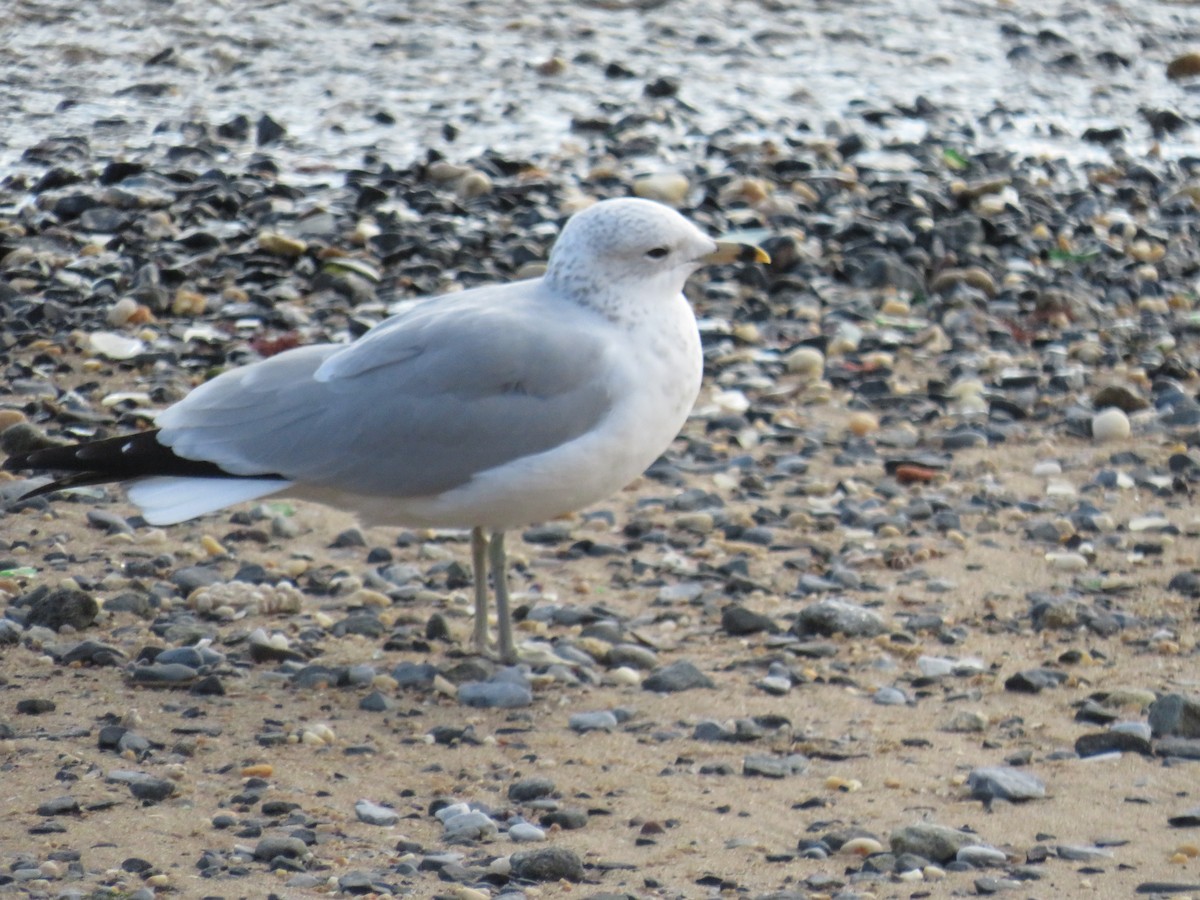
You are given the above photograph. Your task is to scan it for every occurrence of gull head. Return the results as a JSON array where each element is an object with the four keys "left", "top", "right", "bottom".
[{"left": 544, "top": 197, "right": 766, "bottom": 316}]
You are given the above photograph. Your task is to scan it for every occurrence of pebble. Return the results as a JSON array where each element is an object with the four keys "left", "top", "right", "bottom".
[
  {"left": 794, "top": 598, "right": 887, "bottom": 638},
  {"left": 891, "top": 824, "right": 985, "bottom": 863},
  {"left": 1149, "top": 694, "right": 1200, "bottom": 739},
  {"left": 508, "top": 822, "right": 547, "bottom": 842},
  {"left": 355, "top": 799, "right": 400, "bottom": 826},
  {"left": 966, "top": 767, "right": 1046, "bottom": 804},
  {"left": 642, "top": 660, "right": 714, "bottom": 692},
  {"left": 508, "top": 847, "right": 584, "bottom": 882},
  {"left": 1092, "top": 407, "right": 1131, "bottom": 442},
  {"left": 568, "top": 710, "right": 619, "bottom": 733}
]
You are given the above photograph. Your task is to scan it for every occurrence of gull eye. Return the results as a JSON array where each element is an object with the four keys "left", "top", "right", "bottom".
[{"left": 645, "top": 246, "right": 670, "bottom": 260}]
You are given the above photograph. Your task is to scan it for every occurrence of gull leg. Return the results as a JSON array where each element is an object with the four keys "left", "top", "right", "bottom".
[
  {"left": 470, "top": 526, "right": 490, "bottom": 655},
  {"left": 489, "top": 530, "right": 516, "bottom": 664}
]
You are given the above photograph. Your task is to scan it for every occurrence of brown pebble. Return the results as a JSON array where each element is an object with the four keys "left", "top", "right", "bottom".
[
  {"left": 895, "top": 464, "right": 937, "bottom": 484},
  {"left": 1167, "top": 52, "right": 1200, "bottom": 80}
]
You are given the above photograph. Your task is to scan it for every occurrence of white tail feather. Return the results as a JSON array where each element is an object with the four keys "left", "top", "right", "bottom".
[{"left": 126, "top": 477, "right": 291, "bottom": 525}]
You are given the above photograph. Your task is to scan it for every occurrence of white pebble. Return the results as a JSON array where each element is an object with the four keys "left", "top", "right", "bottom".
[
  {"left": 1046, "top": 551, "right": 1088, "bottom": 572},
  {"left": 1092, "top": 407, "right": 1131, "bottom": 442},
  {"left": 1032, "top": 460, "right": 1062, "bottom": 477}
]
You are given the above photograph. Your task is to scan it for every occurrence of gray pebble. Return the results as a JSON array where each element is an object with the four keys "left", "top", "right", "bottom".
[
  {"left": 391, "top": 661, "right": 439, "bottom": 688},
  {"left": 967, "top": 767, "right": 1046, "bottom": 803},
  {"left": 458, "top": 680, "right": 533, "bottom": 709},
  {"left": 793, "top": 598, "right": 887, "bottom": 638},
  {"left": 442, "top": 809, "right": 499, "bottom": 841},
  {"left": 757, "top": 675, "right": 792, "bottom": 696},
  {"left": 36, "top": 796, "right": 80, "bottom": 816},
  {"left": 569, "top": 710, "right": 618, "bottom": 733},
  {"left": 642, "top": 660, "right": 714, "bottom": 692},
  {"left": 743, "top": 753, "right": 808, "bottom": 778},
  {"left": 721, "top": 604, "right": 778, "bottom": 635},
  {"left": 1149, "top": 693, "right": 1200, "bottom": 738},
  {"left": 539, "top": 807, "right": 588, "bottom": 829},
  {"left": 354, "top": 799, "right": 400, "bottom": 826},
  {"left": 1075, "top": 730, "right": 1152, "bottom": 757},
  {"left": 508, "top": 821, "right": 547, "bottom": 842},
  {"left": 86, "top": 509, "right": 134, "bottom": 534},
  {"left": 359, "top": 690, "right": 394, "bottom": 712},
  {"left": 253, "top": 835, "right": 309, "bottom": 861},
  {"left": 1110, "top": 721, "right": 1153, "bottom": 741},
  {"left": 509, "top": 777, "right": 556, "bottom": 802},
  {"left": 128, "top": 777, "right": 175, "bottom": 802},
  {"left": 606, "top": 643, "right": 658, "bottom": 670},
  {"left": 129, "top": 662, "right": 198, "bottom": 683},
  {"left": 873, "top": 686, "right": 909, "bottom": 706},
  {"left": 509, "top": 847, "right": 584, "bottom": 882},
  {"left": 890, "top": 823, "right": 982, "bottom": 863}
]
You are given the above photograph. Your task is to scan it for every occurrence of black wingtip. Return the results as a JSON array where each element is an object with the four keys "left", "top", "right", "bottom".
[{"left": 3, "top": 429, "right": 285, "bottom": 495}]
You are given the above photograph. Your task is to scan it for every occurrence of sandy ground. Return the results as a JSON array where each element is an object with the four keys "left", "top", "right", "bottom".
[{"left": 2, "top": 394, "right": 1199, "bottom": 898}]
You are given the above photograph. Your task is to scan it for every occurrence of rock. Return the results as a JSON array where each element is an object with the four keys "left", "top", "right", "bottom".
[
  {"left": 20, "top": 586, "right": 99, "bottom": 631},
  {"left": 890, "top": 824, "right": 983, "bottom": 863},
  {"left": 253, "top": 836, "right": 309, "bottom": 862},
  {"left": 642, "top": 660, "right": 714, "bottom": 692},
  {"left": 721, "top": 605, "right": 779, "bottom": 635},
  {"left": 1075, "top": 731, "right": 1153, "bottom": 757},
  {"left": 509, "top": 847, "right": 584, "bottom": 882},
  {"left": 1092, "top": 407, "right": 1131, "bottom": 442},
  {"left": 793, "top": 598, "right": 887, "bottom": 638},
  {"left": 355, "top": 799, "right": 400, "bottom": 826},
  {"left": 509, "top": 822, "right": 547, "bottom": 842},
  {"left": 1149, "top": 694, "right": 1200, "bottom": 739},
  {"left": 508, "top": 778, "right": 556, "bottom": 803},
  {"left": 128, "top": 778, "right": 175, "bottom": 803},
  {"left": 1004, "top": 668, "right": 1067, "bottom": 693},
  {"left": 458, "top": 680, "right": 533, "bottom": 709},
  {"left": 568, "top": 710, "right": 618, "bottom": 733},
  {"left": 966, "top": 767, "right": 1046, "bottom": 803},
  {"left": 743, "top": 754, "right": 808, "bottom": 778}
]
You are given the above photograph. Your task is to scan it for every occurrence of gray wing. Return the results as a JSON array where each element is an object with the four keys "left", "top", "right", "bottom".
[{"left": 157, "top": 285, "right": 615, "bottom": 498}]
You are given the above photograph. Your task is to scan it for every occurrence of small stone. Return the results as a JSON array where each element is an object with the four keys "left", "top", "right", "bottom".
[
  {"left": 1092, "top": 407, "right": 1131, "bottom": 442},
  {"left": 509, "top": 822, "right": 547, "bottom": 842},
  {"left": 129, "top": 778, "right": 175, "bottom": 803},
  {"left": 442, "top": 809, "right": 499, "bottom": 841},
  {"left": 355, "top": 799, "right": 400, "bottom": 826},
  {"left": 458, "top": 680, "right": 533, "bottom": 709},
  {"left": 642, "top": 660, "right": 714, "bottom": 692},
  {"left": 36, "top": 796, "right": 80, "bottom": 816},
  {"left": 1075, "top": 730, "right": 1153, "bottom": 757},
  {"left": 258, "top": 231, "right": 307, "bottom": 257},
  {"left": 540, "top": 807, "right": 588, "bottom": 830},
  {"left": 632, "top": 173, "right": 690, "bottom": 206},
  {"left": 1149, "top": 694, "right": 1200, "bottom": 739},
  {"left": 253, "top": 836, "right": 309, "bottom": 862},
  {"left": 721, "top": 605, "right": 778, "bottom": 636},
  {"left": 966, "top": 767, "right": 1046, "bottom": 803},
  {"left": 508, "top": 777, "right": 556, "bottom": 802},
  {"left": 509, "top": 847, "right": 584, "bottom": 882},
  {"left": 743, "top": 753, "right": 808, "bottom": 778},
  {"left": 16, "top": 698, "right": 56, "bottom": 715},
  {"left": 794, "top": 598, "right": 887, "bottom": 638},
  {"left": 568, "top": 710, "right": 618, "bottom": 733},
  {"left": 1167, "top": 52, "right": 1200, "bottom": 79},
  {"left": 891, "top": 824, "right": 982, "bottom": 863},
  {"left": 784, "top": 346, "right": 825, "bottom": 378}
]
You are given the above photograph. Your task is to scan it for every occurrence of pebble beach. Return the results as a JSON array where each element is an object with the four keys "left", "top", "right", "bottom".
[{"left": 3, "top": 0, "right": 1200, "bottom": 897}]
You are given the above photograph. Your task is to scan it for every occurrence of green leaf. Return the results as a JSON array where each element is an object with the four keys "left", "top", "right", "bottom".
[{"left": 943, "top": 148, "right": 969, "bottom": 171}]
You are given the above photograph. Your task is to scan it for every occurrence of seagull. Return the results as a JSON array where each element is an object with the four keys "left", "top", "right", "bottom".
[{"left": 3, "top": 197, "right": 768, "bottom": 663}]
